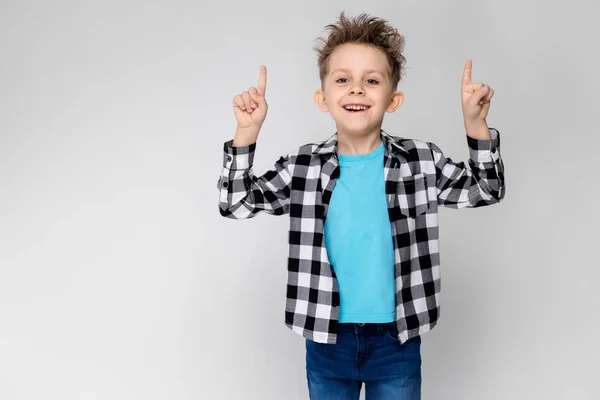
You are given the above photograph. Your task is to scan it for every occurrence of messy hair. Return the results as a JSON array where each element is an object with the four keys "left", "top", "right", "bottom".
[{"left": 313, "top": 11, "right": 407, "bottom": 91}]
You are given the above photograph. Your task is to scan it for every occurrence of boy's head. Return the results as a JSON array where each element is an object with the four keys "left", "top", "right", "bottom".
[{"left": 313, "top": 12, "right": 406, "bottom": 138}]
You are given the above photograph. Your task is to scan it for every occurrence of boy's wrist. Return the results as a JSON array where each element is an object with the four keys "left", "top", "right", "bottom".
[
  {"left": 464, "top": 120, "right": 491, "bottom": 140},
  {"left": 233, "top": 126, "right": 260, "bottom": 147}
]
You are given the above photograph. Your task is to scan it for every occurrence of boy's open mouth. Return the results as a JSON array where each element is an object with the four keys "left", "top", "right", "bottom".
[{"left": 342, "top": 104, "right": 371, "bottom": 113}]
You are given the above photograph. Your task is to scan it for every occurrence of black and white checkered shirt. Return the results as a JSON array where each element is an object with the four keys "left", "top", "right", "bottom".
[{"left": 217, "top": 128, "right": 505, "bottom": 344}]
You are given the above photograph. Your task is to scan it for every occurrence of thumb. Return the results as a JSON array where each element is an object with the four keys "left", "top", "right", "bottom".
[{"left": 469, "top": 85, "right": 488, "bottom": 107}]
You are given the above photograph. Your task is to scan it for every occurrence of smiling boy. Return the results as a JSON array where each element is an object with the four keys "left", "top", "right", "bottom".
[{"left": 218, "top": 11, "right": 504, "bottom": 399}]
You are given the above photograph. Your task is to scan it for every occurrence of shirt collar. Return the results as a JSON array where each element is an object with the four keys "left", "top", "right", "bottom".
[{"left": 311, "top": 129, "right": 407, "bottom": 156}]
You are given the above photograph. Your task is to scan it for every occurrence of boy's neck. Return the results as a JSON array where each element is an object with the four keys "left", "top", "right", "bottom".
[{"left": 336, "top": 127, "right": 383, "bottom": 156}]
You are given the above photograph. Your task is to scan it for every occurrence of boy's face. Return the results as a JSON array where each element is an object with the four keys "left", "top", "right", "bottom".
[{"left": 314, "top": 42, "right": 404, "bottom": 137}]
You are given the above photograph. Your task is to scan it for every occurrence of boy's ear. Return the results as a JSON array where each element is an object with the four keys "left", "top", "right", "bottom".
[
  {"left": 387, "top": 90, "right": 404, "bottom": 112},
  {"left": 314, "top": 89, "right": 329, "bottom": 112}
]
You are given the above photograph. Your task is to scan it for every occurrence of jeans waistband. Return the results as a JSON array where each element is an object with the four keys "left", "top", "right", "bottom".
[{"left": 337, "top": 321, "right": 396, "bottom": 335}]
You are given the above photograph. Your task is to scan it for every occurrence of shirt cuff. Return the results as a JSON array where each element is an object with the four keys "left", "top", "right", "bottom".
[
  {"left": 223, "top": 140, "right": 256, "bottom": 170},
  {"left": 466, "top": 128, "right": 500, "bottom": 162}
]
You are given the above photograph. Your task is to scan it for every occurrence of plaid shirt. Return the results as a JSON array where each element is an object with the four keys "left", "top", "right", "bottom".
[{"left": 217, "top": 128, "right": 505, "bottom": 344}]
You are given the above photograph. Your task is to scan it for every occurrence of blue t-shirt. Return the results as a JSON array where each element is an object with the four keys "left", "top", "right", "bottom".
[{"left": 324, "top": 140, "right": 396, "bottom": 323}]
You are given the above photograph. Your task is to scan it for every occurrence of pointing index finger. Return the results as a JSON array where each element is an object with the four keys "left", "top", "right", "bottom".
[
  {"left": 462, "top": 59, "right": 472, "bottom": 88},
  {"left": 257, "top": 65, "right": 267, "bottom": 96}
]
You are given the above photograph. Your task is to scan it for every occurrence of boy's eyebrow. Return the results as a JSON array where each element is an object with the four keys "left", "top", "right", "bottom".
[{"left": 330, "top": 68, "right": 385, "bottom": 76}]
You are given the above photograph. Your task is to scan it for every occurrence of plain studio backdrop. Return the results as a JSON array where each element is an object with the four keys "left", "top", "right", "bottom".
[{"left": 1, "top": 1, "right": 598, "bottom": 399}]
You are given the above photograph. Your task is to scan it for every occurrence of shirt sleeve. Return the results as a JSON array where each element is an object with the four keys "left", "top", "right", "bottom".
[
  {"left": 429, "top": 127, "right": 505, "bottom": 208},
  {"left": 217, "top": 140, "right": 292, "bottom": 218}
]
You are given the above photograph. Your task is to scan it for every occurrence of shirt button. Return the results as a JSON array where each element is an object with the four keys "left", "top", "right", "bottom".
[
  {"left": 227, "top": 155, "right": 232, "bottom": 161},
  {"left": 222, "top": 182, "right": 228, "bottom": 188}
]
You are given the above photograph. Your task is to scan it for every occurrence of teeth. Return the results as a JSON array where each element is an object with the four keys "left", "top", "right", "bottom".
[{"left": 344, "top": 105, "right": 368, "bottom": 111}]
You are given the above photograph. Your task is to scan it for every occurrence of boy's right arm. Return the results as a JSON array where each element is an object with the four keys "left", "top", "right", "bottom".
[
  {"left": 217, "top": 140, "right": 292, "bottom": 219},
  {"left": 217, "top": 65, "right": 292, "bottom": 219}
]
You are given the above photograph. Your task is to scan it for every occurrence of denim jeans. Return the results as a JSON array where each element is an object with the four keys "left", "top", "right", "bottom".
[{"left": 305, "top": 322, "right": 421, "bottom": 400}]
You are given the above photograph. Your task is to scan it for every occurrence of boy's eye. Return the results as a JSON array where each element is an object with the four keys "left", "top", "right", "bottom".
[{"left": 335, "top": 78, "right": 379, "bottom": 84}]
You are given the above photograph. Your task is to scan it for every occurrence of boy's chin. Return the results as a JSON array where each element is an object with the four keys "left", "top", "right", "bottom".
[{"left": 333, "top": 118, "right": 383, "bottom": 135}]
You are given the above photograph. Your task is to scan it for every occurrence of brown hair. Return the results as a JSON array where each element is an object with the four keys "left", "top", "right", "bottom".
[{"left": 313, "top": 11, "right": 407, "bottom": 91}]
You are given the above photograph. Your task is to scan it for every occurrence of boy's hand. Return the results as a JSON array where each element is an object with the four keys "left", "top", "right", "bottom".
[
  {"left": 232, "top": 65, "right": 268, "bottom": 141},
  {"left": 461, "top": 59, "right": 494, "bottom": 138}
]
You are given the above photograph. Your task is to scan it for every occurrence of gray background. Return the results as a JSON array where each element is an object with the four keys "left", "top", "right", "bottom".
[{"left": 1, "top": 1, "right": 598, "bottom": 399}]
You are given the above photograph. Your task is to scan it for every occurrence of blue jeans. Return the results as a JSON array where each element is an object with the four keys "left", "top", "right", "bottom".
[{"left": 305, "top": 322, "right": 421, "bottom": 399}]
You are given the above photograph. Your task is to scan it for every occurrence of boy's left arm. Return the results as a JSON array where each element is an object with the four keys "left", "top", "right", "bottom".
[
  {"left": 430, "top": 59, "right": 505, "bottom": 208},
  {"left": 429, "top": 126, "right": 505, "bottom": 208}
]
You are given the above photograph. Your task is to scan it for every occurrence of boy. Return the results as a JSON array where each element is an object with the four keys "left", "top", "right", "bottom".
[{"left": 217, "top": 11, "right": 504, "bottom": 400}]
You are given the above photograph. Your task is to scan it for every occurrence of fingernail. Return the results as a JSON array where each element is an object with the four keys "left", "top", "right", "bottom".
[
  {"left": 253, "top": 103, "right": 258, "bottom": 108},
  {"left": 482, "top": 86, "right": 488, "bottom": 93}
]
